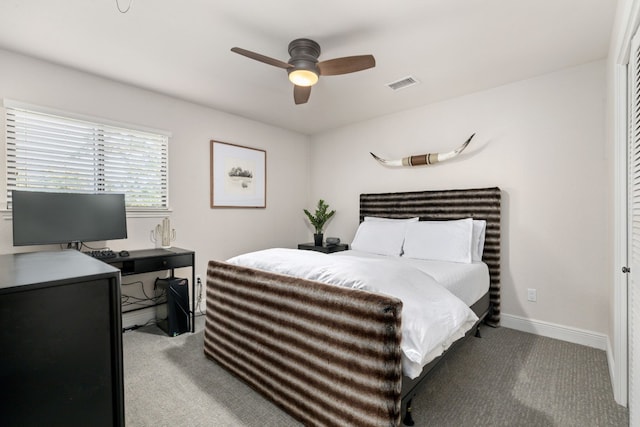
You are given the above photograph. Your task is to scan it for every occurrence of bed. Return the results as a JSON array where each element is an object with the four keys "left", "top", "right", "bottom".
[{"left": 204, "top": 187, "right": 501, "bottom": 426}]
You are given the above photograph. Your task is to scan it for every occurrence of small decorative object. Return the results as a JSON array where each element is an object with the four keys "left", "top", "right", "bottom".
[
  {"left": 303, "top": 199, "right": 336, "bottom": 246},
  {"left": 326, "top": 237, "right": 341, "bottom": 246},
  {"left": 210, "top": 140, "right": 266, "bottom": 208},
  {"left": 370, "top": 133, "right": 475, "bottom": 167},
  {"left": 151, "top": 217, "right": 176, "bottom": 248}
]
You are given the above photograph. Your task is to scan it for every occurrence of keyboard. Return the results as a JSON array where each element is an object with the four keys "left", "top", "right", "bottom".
[{"left": 85, "top": 250, "right": 117, "bottom": 260}]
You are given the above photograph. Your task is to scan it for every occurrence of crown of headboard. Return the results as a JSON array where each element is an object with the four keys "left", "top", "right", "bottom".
[{"left": 359, "top": 187, "right": 501, "bottom": 326}]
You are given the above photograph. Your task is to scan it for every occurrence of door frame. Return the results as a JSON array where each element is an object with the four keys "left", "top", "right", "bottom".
[
  {"left": 614, "top": 60, "right": 628, "bottom": 408},
  {"left": 614, "top": 0, "right": 640, "bottom": 407}
]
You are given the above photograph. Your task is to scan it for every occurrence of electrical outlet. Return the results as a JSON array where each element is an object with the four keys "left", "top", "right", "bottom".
[{"left": 527, "top": 288, "right": 537, "bottom": 302}]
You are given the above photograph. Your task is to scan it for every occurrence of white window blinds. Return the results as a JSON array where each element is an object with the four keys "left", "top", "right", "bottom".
[{"left": 5, "top": 104, "right": 169, "bottom": 209}]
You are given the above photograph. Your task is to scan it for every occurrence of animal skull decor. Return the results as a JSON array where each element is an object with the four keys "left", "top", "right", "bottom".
[{"left": 370, "top": 133, "right": 475, "bottom": 167}]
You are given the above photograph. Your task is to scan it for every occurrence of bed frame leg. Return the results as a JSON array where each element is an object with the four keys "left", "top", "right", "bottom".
[
  {"left": 475, "top": 325, "right": 482, "bottom": 338},
  {"left": 403, "top": 398, "right": 415, "bottom": 426}
]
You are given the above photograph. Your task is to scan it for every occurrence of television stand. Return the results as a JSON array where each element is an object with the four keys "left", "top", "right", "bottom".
[{"left": 103, "top": 247, "right": 196, "bottom": 333}]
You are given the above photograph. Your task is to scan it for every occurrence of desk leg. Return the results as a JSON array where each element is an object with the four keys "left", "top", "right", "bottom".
[{"left": 191, "top": 254, "right": 195, "bottom": 333}]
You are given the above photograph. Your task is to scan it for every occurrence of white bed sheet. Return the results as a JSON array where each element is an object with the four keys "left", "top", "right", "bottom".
[
  {"left": 331, "top": 250, "right": 490, "bottom": 307},
  {"left": 227, "top": 248, "right": 479, "bottom": 379}
]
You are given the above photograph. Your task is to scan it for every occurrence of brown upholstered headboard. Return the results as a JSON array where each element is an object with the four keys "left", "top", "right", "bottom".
[{"left": 359, "top": 187, "right": 501, "bottom": 326}]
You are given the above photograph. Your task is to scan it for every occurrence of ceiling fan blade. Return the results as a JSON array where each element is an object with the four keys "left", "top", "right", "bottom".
[
  {"left": 317, "top": 55, "right": 376, "bottom": 76},
  {"left": 231, "top": 47, "right": 293, "bottom": 69},
  {"left": 294, "top": 85, "right": 311, "bottom": 105}
]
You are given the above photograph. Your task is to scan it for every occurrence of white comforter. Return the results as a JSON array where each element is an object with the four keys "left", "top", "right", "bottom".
[{"left": 227, "top": 248, "right": 478, "bottom": 379}]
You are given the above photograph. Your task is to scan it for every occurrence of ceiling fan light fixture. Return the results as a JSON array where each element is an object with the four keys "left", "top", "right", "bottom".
[
  {"left": 231, "top": 38, "right": 375, "bottom": 104},
  {"left": 288, "top": 69, "right": 318, "bottom": 87}
]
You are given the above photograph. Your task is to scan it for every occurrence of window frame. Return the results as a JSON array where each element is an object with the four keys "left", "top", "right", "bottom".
[{"left": 2, "top": 100, "right": 171, "bottom": 218}]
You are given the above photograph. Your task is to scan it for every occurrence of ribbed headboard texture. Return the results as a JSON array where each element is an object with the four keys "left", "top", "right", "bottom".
[{"left": 360, "top": 187, "right": 501, "bottom": 326}]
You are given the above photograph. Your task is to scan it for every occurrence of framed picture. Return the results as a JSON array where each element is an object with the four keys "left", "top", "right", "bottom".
[{"left": 210, "top": 140, "right": 266, "bottom": 208}]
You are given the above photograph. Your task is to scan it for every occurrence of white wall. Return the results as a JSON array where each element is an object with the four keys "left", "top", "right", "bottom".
[
  {"left": 310, "top": 61, "right": 608, "bottom": 335},
  {"left": 0, "top": 48, "right": 611, "bottom": 338},
  {"left": 0, "top": 48, "right": 311, "bottom": 288}
]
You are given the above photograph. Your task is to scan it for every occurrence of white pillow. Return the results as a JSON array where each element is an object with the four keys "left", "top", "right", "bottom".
[
  {"left": 472, "top": 220, "right": 487, "bottom": 262},
  {"left": 364, "top": 216, "right": 419, "bottom": 222},
  {"left": 402, "top": 218, "right": 474, "bottom": 263},
  {"left": 351, "top": 220, "right": 408, "bottom": 256}
]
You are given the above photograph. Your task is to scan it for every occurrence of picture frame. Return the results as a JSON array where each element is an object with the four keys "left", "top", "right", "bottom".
[{"left": 210, "top": 140, "right": 266, "bottom": 208}]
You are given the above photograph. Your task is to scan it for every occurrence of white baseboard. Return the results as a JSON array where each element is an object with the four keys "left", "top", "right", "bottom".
[
  {"left": 606, "top": 336, "right": 621, "bottom": 405},
  {"left": 501, "top": 313, "right": 608, "bottom": 351},
  {"left": 121, "top": 300, "right": 204, "bottom": 330},
  {"left": 122, "top": 307, "right": 157, "bottom": 329}
]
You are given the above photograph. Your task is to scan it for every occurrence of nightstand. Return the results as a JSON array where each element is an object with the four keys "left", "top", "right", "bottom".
[{"left": 298, "top": 242, "right": 349, "bottom": 254}]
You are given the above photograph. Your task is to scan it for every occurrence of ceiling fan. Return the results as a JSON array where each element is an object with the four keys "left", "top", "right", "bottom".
[{"left": 231, "top": 38, "right": 376, "bottom": 105}]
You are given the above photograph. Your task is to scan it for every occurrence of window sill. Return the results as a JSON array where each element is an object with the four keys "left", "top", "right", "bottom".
[{"left": 2, "top": 207, "right": 173, "bottom": 221}]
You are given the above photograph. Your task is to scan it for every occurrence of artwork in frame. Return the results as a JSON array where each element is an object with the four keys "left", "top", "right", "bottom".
[{"left": 210, "top": 140, "right": 266, "bottom": 208}]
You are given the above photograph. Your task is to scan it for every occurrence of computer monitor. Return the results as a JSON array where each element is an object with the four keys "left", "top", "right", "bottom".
[{"left": 11, "top": 190, "right": 127, "bottom": 247}]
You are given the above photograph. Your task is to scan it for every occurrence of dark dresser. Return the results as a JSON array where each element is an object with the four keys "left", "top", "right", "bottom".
[{"left": 0, "top": 250, "right": 124, "bottom": 427}]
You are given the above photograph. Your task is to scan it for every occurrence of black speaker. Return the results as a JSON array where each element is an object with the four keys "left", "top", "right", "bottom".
[{"left": 155, "top": 277, "right": 190, "bottom": 336}]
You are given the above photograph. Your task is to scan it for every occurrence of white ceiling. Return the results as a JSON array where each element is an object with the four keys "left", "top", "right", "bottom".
[{"left": 0, "top": 0, "right": 617, "bottom": 135}]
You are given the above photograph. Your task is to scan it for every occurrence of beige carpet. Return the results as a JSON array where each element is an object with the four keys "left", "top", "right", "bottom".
[{"left": 123, "top": 317, "right": 628, "bottom": 426}]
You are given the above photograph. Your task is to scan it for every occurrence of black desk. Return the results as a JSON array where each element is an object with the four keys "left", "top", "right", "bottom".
[{"left": 104, "top": 247, "right": 195, "bottom": 333}]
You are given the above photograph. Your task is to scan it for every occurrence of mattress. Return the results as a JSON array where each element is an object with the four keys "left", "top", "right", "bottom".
[
  {"left": 331, "top": 250, "right": 490, "bottom": 307},
  {"left": 227, "top": 248, "right": 478, "bottom": 379}
]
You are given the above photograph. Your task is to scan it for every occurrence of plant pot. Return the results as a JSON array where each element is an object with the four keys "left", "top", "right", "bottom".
[{"left": 313, "top": 233, "right": 323, "bottom": 246}]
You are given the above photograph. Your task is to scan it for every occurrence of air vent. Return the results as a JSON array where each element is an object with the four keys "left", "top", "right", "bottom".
[{"left": 386, "top": 76, "right": 419, "bottom": 91}]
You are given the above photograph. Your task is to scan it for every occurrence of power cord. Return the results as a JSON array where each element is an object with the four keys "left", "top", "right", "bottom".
[
  {"left": 115, "top": 0, "right": 133, "bottom": 13},
  {"left": 196, "top": 276, "right": 205, "bottom": 315},
  {"left": 122, "top": 318, "right": 157, "bottom": 333},
  {"left": 121, "top": 280, "right": 167, "bottom": 308},
  {"left": 81, "top": 242, "right": 110, "bottom": 251}
]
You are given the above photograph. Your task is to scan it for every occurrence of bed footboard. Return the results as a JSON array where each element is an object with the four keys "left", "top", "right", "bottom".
[{"left": 205, "top": 260, "right": 403, "bottom": 427}]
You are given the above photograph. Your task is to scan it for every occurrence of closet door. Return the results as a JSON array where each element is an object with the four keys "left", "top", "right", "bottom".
[{"left": 628, "top": 29, "right": 640, "bottom": 427}]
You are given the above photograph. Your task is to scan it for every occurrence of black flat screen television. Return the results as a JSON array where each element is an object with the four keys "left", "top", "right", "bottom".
[{"left": 12, "top": 190, "right": 128, "bottom": 247}]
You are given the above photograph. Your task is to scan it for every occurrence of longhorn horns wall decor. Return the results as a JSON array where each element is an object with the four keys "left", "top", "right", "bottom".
[{"left": 370, "top": 133, "right": 475, "bottom": 167}]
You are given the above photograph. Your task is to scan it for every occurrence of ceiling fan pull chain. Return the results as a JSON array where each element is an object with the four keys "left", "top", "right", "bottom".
[{"left": 115, "top": 0, "right": 133, "bottom": 13}]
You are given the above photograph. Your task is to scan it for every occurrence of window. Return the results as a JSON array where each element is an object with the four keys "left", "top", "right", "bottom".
[{"left": 4, "top": 101, "right": 169, "bottom": 210}]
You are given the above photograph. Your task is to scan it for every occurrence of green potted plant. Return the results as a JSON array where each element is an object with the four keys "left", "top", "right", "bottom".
[{"left": 303, "top": 199, "right": 336, "bottom": 246}]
